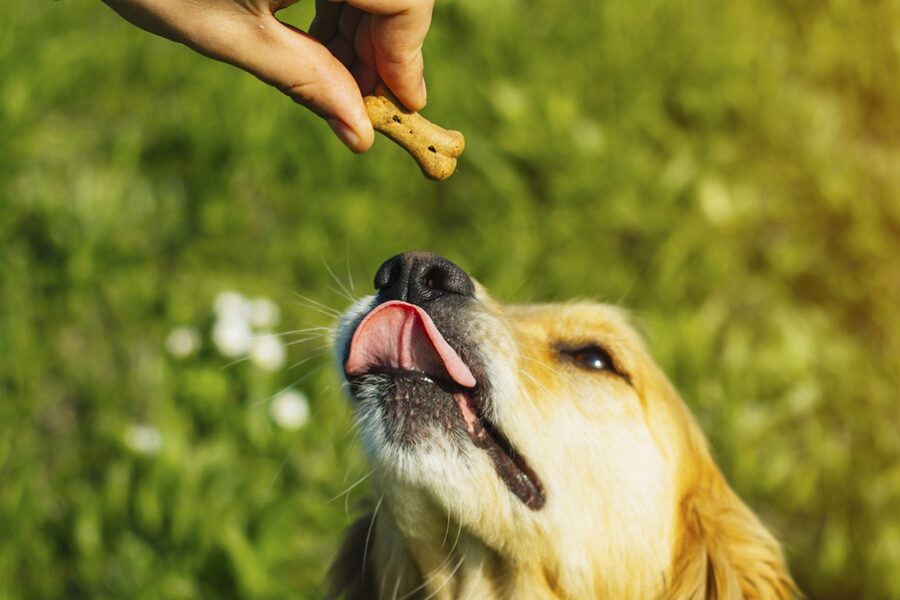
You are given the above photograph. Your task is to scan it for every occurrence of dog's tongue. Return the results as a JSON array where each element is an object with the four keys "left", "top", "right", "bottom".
[{"left": 345, "top": 300, "right": 476, "bottom": 388}]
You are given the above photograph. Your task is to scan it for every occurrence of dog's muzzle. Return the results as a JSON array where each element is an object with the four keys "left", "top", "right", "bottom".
[{"left": 341, "top": 252, "right": 546, "bottom": 510}]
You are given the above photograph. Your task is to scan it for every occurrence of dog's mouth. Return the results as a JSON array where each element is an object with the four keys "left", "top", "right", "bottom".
[{"left": 344, "top": 300, "right": 545, "bottom": 511}]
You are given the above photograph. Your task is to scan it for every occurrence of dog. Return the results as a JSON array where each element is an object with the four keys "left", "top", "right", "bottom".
[{"left": 329, "top": 252, "right": 797, "bottom": 599}]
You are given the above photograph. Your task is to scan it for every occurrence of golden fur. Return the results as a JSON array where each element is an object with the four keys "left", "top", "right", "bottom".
[{"left": 331, "top": 283, "right": 798, "bottom": 599}]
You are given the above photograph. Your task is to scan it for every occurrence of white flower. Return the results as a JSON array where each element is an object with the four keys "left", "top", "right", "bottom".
[
  {"left": 212, "top": 317, "right": 253, "bottom": 358},
  {"left": 165, "top": 326, "right": 201, "bottom": 359},
  {"left": 250, "top": 335, "right": 286, "bottom": 371},
  {"left": 247, "top": 297, "right": 280, "bottom": 329},
  {"left": 698, "top": 177, "right": 734, "bottom": 226},
  {"left": 214, "top": 290, "right": 247, "bottom": 321},
  {"left": 269, "top": 389, "right": 310, "bottom": 430},
  {"left": 124, "top": 424, "right": 162, "bottom": 455},
  {"left": 572, "top": 118, "right": 606, "bottom": 153}
]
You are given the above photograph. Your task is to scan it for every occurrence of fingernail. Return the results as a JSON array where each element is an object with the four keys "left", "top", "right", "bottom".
[
  {"left": 420, "top": 77, "right": 427, "bottom": 106},
  {"left": 327, "top": 118, "right": 362, "bottom": 151}
]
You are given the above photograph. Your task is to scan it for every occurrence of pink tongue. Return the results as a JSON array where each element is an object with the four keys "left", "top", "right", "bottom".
[{"left": 344, "top": 300, "right": 477, "bottom": 388}]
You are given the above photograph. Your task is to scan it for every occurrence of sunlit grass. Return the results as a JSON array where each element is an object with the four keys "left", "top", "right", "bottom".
[{"left": 1, "top": 0, "right": 899, "bottom": 597}]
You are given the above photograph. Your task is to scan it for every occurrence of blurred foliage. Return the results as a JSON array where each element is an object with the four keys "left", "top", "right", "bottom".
[{"left": 2, "top": 0, "right": 899, "bottom": 597}]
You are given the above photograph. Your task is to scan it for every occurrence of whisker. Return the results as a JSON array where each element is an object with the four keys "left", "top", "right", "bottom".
[
  {"left": 293, "top": 301, "right": 341, "bottom": 320},
  {"left": 324, "top": 259, "right": 358, "bottom": 304},
  {"left": 447, "top": 511, "right": 464, "bottom": 561},
  {"left": 327, "top": 470, "right": 373, "bottom": 504},
  {"left": 293, "top": 290, "right": 340, "bottom": 310},
  {"left": 336, "top": 458, "right": 370, "bottom": 519},
  {"left": 248, "top": 367, "right": 330, "bottom": 411},
  {"left": 285, "top": 363, "right": 327, "bottom": 384},
  {"left": 616, "top": 244, "right": 660, "bottom": 306},
  {"left": 518, "top": 353, "right": 567, "bottom": 379},
  {"left": 441, "top": 501, "right": 452, "bottom": 548},
  {"left": 519, "top": 368, "right": 551, "bottom": 396},
  {"left": 342, "top": 408, "right": 364, "bottom": 441},
  {"left": 517, "top": 370, "right": 549, "bottom": 423},
  {"left": 261, "top": 443, "right": 299, "bottom": 504},
  {"left": 309, "top": 342, "right": 334, "bottom": 354},
  {"left": 222, "top": 335, "right": 328, "bottom": 372},
  {"left": 380, "top": 547, "right": 398, "bottom": 600},
  {"left": 282, "top": 335, "right": 328, "bottom": 349},
  {"left": 391, "top": 573, "right": 402, "bottom": 600},
  {"left": 362, "top": 495, "right": 385, "bottom": 583},
  {"left": 292, "top": 292, "right": 342, "bottom": 319},
  {"left": 345, "top": 421, "right": 364, "bottom": 443},
  {"left": 285, "top": 351, "right": 328, "bottom": 370},
  {"left": 345, "top": 482, "right": 354, "bottom": 522},
  {"left": 253, "top": 326, "right": 331, "bottom": 339},
  {"left": 420, "top": 556, "right": 465, "bottom": 600},
  {"left": 220, "top": 354, "right": 253, "bottom": 370},
  {"left": 294, "top": 344, "right": 333, "bottom": 366},
  {"left": 328, "top": 285, "right": 356, "bottom": 303},
  {"left": 497, "top": 275, "right": 531, "bottom": 303},
  {"left": 293, "top": 306, "right": 340, "bottom": 321},
  {"left": 400, "top": 515, "right": 463, "bottom": 600},
  {"left": 461, "top": 560, "right": 482, "bottom": 600},
  {"left": 345, "top": 249, "right": 356, "bottom": 295},
  {"left": 248, "top": 381, "right": 303, "bottom": 409}
]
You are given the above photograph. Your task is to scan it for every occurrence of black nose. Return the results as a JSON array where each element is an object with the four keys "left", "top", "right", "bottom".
[{"left": 374, "top": 252, "right": 475, "bottom": 305}]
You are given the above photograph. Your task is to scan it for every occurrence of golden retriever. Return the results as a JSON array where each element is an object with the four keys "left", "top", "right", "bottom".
[{"left": 329, "top": 252, "right": 797, "bottom": 599}]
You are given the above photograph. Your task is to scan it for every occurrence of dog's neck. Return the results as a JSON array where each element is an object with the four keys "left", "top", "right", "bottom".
[
  {"left": 331, "top": 490, "right": 672, "bottom": 600},
  {"left": 369, "top": 505, "right": 562, "bottom": 600}
]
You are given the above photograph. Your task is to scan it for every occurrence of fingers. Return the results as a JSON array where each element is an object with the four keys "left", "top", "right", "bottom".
[
  {"left": 309, "top": 0, "right": 340, "bottom": 42},
  {"left": 207, "top": 12, "right": 375, "bottom": 152},
  {"left": 106, "top": 0, "right": 435, "bottom": 152},
  {"left": 340, "top": 0, "right": 434, "bottom": 111}
]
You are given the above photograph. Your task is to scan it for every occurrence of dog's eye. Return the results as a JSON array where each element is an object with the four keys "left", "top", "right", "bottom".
[
  {"left": 574, "top": 349, "right": 610, "bottom": 370},
  {"left": 561, "top": 345, "right": 616, "bottom": 372}
]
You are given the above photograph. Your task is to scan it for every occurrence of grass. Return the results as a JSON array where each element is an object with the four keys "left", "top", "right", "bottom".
[{"left": 2, "top": 0, "right": 899, "bottom": 597}]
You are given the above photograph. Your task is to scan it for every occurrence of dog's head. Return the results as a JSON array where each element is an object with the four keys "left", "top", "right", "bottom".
[{"left": 330, "top": 252, "right": 796, "bottom": 599}]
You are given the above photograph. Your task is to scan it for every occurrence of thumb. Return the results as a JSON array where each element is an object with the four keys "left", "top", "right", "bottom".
[
  {"left": 208, "top": 13, "right": 375, "bottom": 152},
  {"left": 341, "top": 0, "right": 434, "bottom": 111},
  {"left": 369, "top": 11, "right": 429, "bottom": 111}
]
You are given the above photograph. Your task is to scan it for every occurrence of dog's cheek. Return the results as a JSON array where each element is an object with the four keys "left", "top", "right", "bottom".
[
  {"left": 463, "top": 310, "right": 520, "bottom": 422},
  {"left": 569, "top": 379, "right": 642, "bottom": 422},
  {"left": 354, "top": 394, "right": 389, "bottom": 461}
]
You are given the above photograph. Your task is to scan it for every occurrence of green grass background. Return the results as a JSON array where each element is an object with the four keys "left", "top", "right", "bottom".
[{"left": 2, "top": 0, "right": 900, "bottom": 597}]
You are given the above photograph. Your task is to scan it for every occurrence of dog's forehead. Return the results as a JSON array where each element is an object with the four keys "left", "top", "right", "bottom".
[{"left": 503, "top": 302, "right": 638, "bottom": 340}]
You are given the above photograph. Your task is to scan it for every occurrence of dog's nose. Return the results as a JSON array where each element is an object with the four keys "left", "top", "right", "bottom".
[{"left": 374, "top": 252, "right": 475, "bottom": 304}]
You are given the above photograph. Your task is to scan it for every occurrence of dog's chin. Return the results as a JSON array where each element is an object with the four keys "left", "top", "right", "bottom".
[
  {"left": 348, "top": 372, "right": 546, "bottom": 511},
  {"left": 351, "top": 372, "right": 471, "bottom": 449}
]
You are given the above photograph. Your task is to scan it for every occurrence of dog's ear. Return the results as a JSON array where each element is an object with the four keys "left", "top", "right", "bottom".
[
  {"left": 668, "top": 475, "right": 799, "bottom": 600},
  {"left": 326, "top": 513, "right": 379, "bottom": 600}
]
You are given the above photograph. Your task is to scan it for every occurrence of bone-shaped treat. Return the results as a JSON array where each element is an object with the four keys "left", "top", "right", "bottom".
[{"left": 364, "top": 84, "right": 465, "bottom": 181}]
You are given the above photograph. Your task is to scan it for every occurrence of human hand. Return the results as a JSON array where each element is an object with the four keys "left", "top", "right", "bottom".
[{"left": 101, "top": 0, "right": 435, "bottom": 152}]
